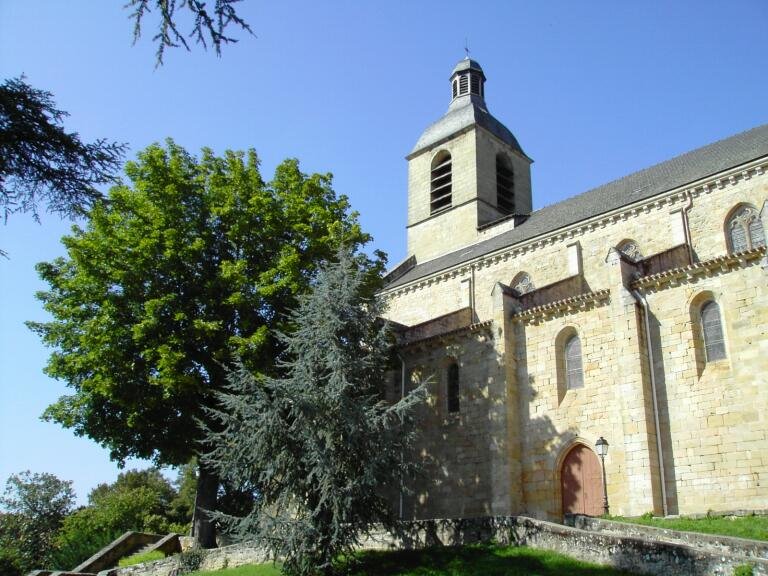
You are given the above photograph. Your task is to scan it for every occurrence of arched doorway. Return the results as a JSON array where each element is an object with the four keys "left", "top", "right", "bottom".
[{"left": 561, "top": 444, "right": 603, "bottom": 516}]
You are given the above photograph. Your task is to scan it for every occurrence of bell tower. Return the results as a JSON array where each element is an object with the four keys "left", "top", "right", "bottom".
[{"left": 406, "top": 58, "right": 533, "bottom": 263}]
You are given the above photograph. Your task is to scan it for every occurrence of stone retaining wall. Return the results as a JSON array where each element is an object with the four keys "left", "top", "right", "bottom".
[
  {"left": 99, "top": 542, "right": 269, "bottom": 576},
  {"left": 100, "top": 516, "right": 768, "bottom": 576},
  {"left": 75, "top": 532, "right": 162, "bottom": 574},
  {"left": 569, "top": 514, "right": 768, "bottom": 560}
]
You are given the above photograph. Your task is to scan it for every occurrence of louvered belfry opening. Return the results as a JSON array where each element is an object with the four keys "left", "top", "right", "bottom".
[
  {"left": 455, "top": 71, "right": 483, "bottom": 98},
  {"left": 458, "top": 74, "right": 469, "bottom": 95},
  {"left": 470, "top": 73, "right": 481, "bottom": 96},
  {"left": 496, "top": 154, "right": 515, "bottom": 214},
  {"left": 430, "top": 151, "right": 452, "bottom": 214}
]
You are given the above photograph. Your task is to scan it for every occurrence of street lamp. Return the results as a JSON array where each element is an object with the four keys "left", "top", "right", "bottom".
[{"left": 595, "top": 436, "right": 609, "bottom": 516}]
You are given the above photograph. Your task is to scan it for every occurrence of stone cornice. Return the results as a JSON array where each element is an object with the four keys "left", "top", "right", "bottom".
[
  {"left": 512, "top": 289, "right": 611, "bottom": 324},
  {"left": 631, "top": 245, "right": 766, "bottom": 291},
  {"left": 381, "top": 156, "right": 768, "bottom": 300}
]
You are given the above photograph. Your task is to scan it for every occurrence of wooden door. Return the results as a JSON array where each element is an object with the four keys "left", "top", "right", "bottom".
[{"left": 561, "top": 444, "right": 603, "bottom": 516}]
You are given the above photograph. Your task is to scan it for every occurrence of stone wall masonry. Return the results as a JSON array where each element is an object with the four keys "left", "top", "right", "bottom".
[
  {"left": 638, "top": 257, "right": 768, "bottom": 515},
  {"left": 381, "top": 168, "right": 768, "bottom": 522},
  {"left": 506, "top": 516, "right": 768, "bottom": 576},
  {"left": 398, "top": 307, "right": 473, "bottom": 344},
  {"left": 639, "top": 244, "right": 691, "bottom": 276},
  {"left": 399, "top": 328, "right": 507, "bottom": 519},
  {"left": 372, "top": 516, "right": 768, "bottom": 575},
  {"left": 474, "top": 129, "right": 533, "bottom": 220},
  {"left": 515, "top": 274, "right": 588, "bottom": 309},
  {"left": 98, "top": 541, "right": 269, "bottom": 576},
  {"left": 99, "top": 516, "right": 768, "bottom": 576},
  {"left": 569, "top": 514, "right": 768, "bottom": 560},
  {"left": 74, "top": 532, "right": 162, "bottom": 574}
]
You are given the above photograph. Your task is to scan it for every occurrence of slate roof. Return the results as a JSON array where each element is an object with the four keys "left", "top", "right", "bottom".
[
  {"left": 451, "top": 58, "right": 485, "bottom": 76},
  {"left": 410, "top": 57, "right": 527, "bottom": 158},
  {"left": 410, "top": 95, "right": 528, "bottom": 158},
  {"left": 385, "top": 123, "right": 768, "bottom": 291}
]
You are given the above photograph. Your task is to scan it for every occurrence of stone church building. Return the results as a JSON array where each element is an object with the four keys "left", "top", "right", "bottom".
[{"left": 380, "top": 58, "right": 768, "bottom": 521}]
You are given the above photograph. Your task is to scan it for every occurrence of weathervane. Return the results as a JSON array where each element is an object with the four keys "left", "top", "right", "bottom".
[{"left": 464, "top": 38, "right": 470, "bottom": 58}]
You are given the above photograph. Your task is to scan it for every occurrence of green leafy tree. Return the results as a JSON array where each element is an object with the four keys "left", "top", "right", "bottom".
[
  {"left": 0, "top": 77, "right": 126, "bottom": 222},
  {"left": 205, "top": 249, "right": 424, "bottom": 576},
  {"left": 168, "top": 461, "right": 198, "bottom": 529},
  {"left": 54, "top": 468, "right": 187, "bottom": 569},
  {"left": 28, "top": 140, "right": 383, "bottom": 548},
  {"left": 0, "top": 512, "right": 26, "bottom": 576},
  {"left": 126, "top": 0, "right": 253, "bottom": 65},
  {"left": 88, "top": 467, "right": 175, "bottom": 512},
  {"left": 0, "top": 471, "right": 76, "bottom": 574}
]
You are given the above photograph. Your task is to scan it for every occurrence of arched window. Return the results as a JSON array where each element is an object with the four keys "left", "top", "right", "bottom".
[
  {"left": 700, "top": 301, "right": 726, "bottom": 362},
  {"left": 430, "top": 151, "right": 452, "bottom": 214},
  {"left": 617, "top": 240, "right": 643, "bottom": 262},
  {"left": 447, "top": 362, "right": 460, "bottom": 413},
  {"left": 496, "top": 154, "right": 515, "bottom": 215},
  {"left": 726, "top": 205, "right": 765, "bottom": 253},
  {"left": 565, "top": 335, "right": 584, "bottom": 390},
  {"left": 511, "top": 272, "right": 534, "bottom": 295}
]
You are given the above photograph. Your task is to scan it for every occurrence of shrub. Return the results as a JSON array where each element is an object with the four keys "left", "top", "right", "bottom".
[{"left": 177, "top": 548, "right": 206, "bottom": 574}]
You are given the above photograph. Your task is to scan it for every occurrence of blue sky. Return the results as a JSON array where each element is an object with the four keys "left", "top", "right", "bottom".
[{"left": 1, "top": 1, "right": 767, "bottom": 503}]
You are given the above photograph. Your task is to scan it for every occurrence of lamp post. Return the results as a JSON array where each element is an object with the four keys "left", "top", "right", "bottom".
[{"left": 595, "top": 436, "right": 609, "bottom": 516}]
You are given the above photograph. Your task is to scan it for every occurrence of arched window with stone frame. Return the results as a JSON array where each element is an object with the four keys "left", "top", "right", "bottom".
[
  {"left": 689, "top": 292, "right": 728, "bottom": 376},
  {"left": 555, "top": 327, "right": 584, "bottom": 404},
  {"left": 700, "top": 300, "right": 726, "bottom": 363},
  {"left": 510, "top": 271, "right": 535, "bottom": 296},
  {"left": 430, "top": 150, "right": 452, "bottom": 214},
  {"left": 564, "top": 335, "right": 584, "bottom": 390},
  {"left": 617, "top": 239, "right": 643, "bottom": 262},
  {"left": 446, "top": 359, "right": 460, "bottom": 414},
  {"left": 725, "top": 204, "right": 765, "bottom": 253}
]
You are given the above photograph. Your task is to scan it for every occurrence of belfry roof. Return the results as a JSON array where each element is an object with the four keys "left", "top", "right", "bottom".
[
  {"left": 451, "top": 58, "right": 484, "bottom": 76},
  {"left": 386, "top": 123, "right": 768, "bottom": 290},
  {"left": 410, "top": 96, "right": 528, "bottom": 159},
  {"left": 409, "top": 57, "right": 527, "bottom": 159}
]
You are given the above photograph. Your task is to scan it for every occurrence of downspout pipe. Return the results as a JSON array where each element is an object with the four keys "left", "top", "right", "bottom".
[
  {"left": 681, "top": 191, "right": 694, "bottom": 264},
  {"left": 631, "top": 288, "right": 669, "bottom": 516}
]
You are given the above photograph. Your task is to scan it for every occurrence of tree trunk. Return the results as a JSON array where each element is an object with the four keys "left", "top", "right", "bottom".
[{"left": 193, "top": 461, "right": 219, "bottom": 548}]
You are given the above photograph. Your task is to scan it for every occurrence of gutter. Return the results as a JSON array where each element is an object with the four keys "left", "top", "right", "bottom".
[{"left": 630, "top": 288, "right": 669, "bottom": 517}]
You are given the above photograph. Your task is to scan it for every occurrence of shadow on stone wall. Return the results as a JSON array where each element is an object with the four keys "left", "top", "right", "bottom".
[
  {"left": 646, "top": 310, "right": 680, "bottom": 515},
  {"left": 514, "top": 319, "right": 579, "bottom": 520},
  {"left": 400, "top": 328, "right": 498, "bottom": 519}
]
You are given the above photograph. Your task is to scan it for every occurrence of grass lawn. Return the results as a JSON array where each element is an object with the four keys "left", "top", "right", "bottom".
[
  {"left": 189, "top": 544, "right": 640, "bottom": 575},
  {"left": 118, "top": 550, "right": 166, "bottom": 567},
  {"left": 190, "top": 564, "right": 281, "bottom": 576},
  {"left": 608, "top": 513, "right": 768, "bottom": 542}
]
